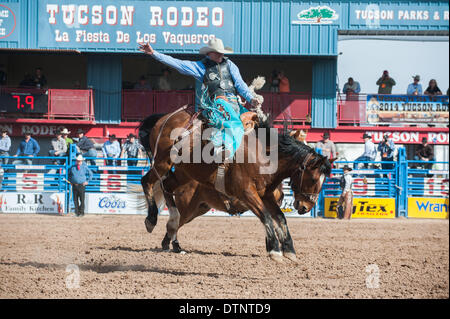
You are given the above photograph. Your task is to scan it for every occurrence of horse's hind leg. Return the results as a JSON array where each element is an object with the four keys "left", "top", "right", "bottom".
[{"left": 142, "top": 162, "right": 171, "bottom": 233}]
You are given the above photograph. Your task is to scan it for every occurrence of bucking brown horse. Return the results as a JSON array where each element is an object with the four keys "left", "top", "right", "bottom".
[{"left": 139, "top": 108, "right": 333, "bottom": 262}]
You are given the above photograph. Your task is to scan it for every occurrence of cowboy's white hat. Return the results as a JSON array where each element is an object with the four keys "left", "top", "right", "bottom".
[
  {"left": 60, "top": 128, "right": 71, "bottom": 134},
  {"left": 76, "top": 155, "right": 84, "bottom": 161},
  {"left": 199, "top": 38, "right": 233, "bottom": 55}
]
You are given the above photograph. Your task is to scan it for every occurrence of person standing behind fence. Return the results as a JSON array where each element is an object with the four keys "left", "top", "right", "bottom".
[
  {"left": 336, "top": 165, "right": 353, "bottom": 220},
  {"left": 68, "top": 155, "right": 93, "bottom": 217},
  {"left": 48, "top": 130, "right": 67, "bottom": 165},
  {"left": 316, "top": 132, "right": 336, "bottom": 160},
  {"left": 0, "top": 128, "right": 11, "bottom": 165},
  {"left": 414, "top": 137, "right": 434, "bottom": 171},
  {"left": 61, "top": 128, "right": 73, "bottom": 151},
  {"left": 120, "top": 133, "right": 144, "bottom": 168},
  {"left": 377, "top": 134, "right": 395, "bottom": 171},
  {"left": 354, "top": 133, "right": 377, "bottom": 169},
  {"left": 376, "top": 70, "right": 396, "bottom": 94},
  {"left": 13, "top": 131, "right": 40, "bottom": 165},
  {"left": 407, "top": 75, "right": 422, "bottom": 96},
  {"left": 76, "top": 129, "right": 97, "bottom": 166},
  {"left": 102, "top": 134, "right": 121, "bottom": 169}
]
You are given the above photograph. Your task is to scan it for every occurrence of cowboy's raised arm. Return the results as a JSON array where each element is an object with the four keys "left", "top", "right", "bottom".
[
  {"left": 227, "top": 60, "right": 259, "bottom": 106},
  {"left": 139, "top": 42, "right": 204, "bottom": 82}
]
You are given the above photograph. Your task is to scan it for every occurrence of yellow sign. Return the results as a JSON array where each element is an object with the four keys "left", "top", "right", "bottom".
[
  {"left": 408, "top": 197, "right": 449, "bottom": 219},
  {"left": 325, "top": 197, "right": 396, "bottom": 219}
]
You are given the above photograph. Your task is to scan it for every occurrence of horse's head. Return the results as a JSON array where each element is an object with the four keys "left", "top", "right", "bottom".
[{"left": 289, "top": 154, "right": 335, "bottom": 214}]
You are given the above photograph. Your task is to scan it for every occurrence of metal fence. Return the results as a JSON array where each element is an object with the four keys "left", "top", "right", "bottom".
[{"left": 0, "top": 146, "right": 448, "bottom": 218}]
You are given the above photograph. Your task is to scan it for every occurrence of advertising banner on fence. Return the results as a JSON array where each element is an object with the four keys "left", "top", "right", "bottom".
[
  {"left": 86, "top": 192, "right": 147, "bottom": 214},
  {"left": 366, "top": 94, "right": 449, "bottom": 124},
  {"left": 325, "top": 197, "right": 396, "bottom": 218},
  {"left": 408, "top": 197, "right": 449, "bottom": 219},
  {"left": 0, "top": 192, "right": 65, "bottom": 214}
]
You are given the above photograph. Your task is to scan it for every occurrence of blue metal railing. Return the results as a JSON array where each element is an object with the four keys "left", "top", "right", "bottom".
[{"left": 0, "top": 146, "right": 448, "bottom": 217}]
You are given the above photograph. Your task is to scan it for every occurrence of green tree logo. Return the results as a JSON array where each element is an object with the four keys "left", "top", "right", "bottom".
[{"left": 297, "top": 6, "right": 338, "bottom": 23}]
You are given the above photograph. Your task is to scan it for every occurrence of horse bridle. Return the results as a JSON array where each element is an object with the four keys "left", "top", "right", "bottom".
[{"left": 290, "top": 153, "right": 320, "bottom": 203}]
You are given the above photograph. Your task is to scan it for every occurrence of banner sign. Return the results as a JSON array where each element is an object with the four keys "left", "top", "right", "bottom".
[
  {"left": 86, "top": 192, "right": 147, "bottom": 214},
  {"left": 408, "top": 197, "right": 449, "bottom": 219},
  {"left": 349, "top": 3, "right": 449, "bottom": 29},
  {"left": 325, "top": 197, "right": 396, "bottom": 218},
  {"left": 291, "top": 4, "right": 340, "bottom": 25},
  {"left": 38, "top": 1, "right": 233, "bottom": 51},
  {"left": 366, "top": 94, "right": 449, "bottom": 124},
  {"left": 0, "top": 192, "right": 65, "bottom": 214},
  {"left": 0, "top": 3, "right": 19, "bottom": 41}
]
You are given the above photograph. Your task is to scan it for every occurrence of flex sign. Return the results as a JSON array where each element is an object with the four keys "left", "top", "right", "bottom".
[{"left": 38, "top": 1, "right": 233, "bottom": 51}]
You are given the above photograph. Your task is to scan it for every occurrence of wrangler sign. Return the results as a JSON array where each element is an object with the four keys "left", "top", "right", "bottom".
[{"left": 325, "top": 197, "right": 396, "bottom": 218}]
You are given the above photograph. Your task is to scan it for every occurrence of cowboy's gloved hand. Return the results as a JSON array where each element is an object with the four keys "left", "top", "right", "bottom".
[
  {"left": 250, "top": 98, "right": 260, "bottom": 107},
  {"left": 138, "top": 42, "right": 154, "bottom": 55}
]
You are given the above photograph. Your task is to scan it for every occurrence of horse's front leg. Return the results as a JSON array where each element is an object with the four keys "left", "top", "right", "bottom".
[
  {"left": 241, "top": 188, "right": 283, "bottom": 262},
  {"left": 262, "top": 196, "right": 297, "bottom": 263}
]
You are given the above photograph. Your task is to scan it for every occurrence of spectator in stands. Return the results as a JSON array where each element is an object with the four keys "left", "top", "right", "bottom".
[
  {"left": 48, "top": 130, "right": 68, "bottom": 165},
  {"left": 68, "top": 154, "right": 93, "bottom": 217},
  {"left": 414, "top": 137, "right": 434, "bottom": 170},
  {"left": 61, "top": 128, "right": 74, "bottom": 151},
  {"left": 134, "top": 75, "right": 152, "bottom": 90},
  {"left": 0, "top": 128, "right": 11, "bottom": 165},
  {"left": 424, "top": 79, "right": 443, "bottom": 96},
  {"left": 354, "top": 133, "right": 377, "bottom": 169},
  {"left": 407, "top": 75, "right": 422, "bottom": 96},
  {"left": 342, "top": 77, "right": 361, "bottom": 97},
  {"left": 270, "top": 70, "right": 280, "bottom": 92},
  {"left": 32, "top": 67, "right": 47, "bottom": 89},
  {"left": 315, "top": 132, "right": 336, "bottom": 160},
  {"left": 336, "top": 165, "right": 353, "bottom": 220},
  {"left": 19, "top": 73, "right": 35, "bottom": 88},
  {"left": 13, "top": 130, "right": 40, "bottom": 165},
  {"left": 278, "top": 70, "right": 290, "bottom": 93},
  {"left": 376, "top": 70, "right": 396, "bottom": 94},
  {"left": 158, "top": 68, "right": 171, "bottom": 91},
  {"left": 102, "top": 134, "right": 121, "bottom": 169},
  {"left": 0, "top": 64, "right": 7, "bottom": 86},
  {"left": 377, "top": 134, "right": 395, "bottom": 171},
  {"left": 120, "top": 133, "right": 144, "bottom": 168},
  {"left": 76, "top": 129, "right": 97, "bottom": 166}
]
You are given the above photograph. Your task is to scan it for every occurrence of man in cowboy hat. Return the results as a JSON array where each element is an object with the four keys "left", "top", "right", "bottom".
[
  {"left": 336, "top": 165, "right": 353, "bottom": 220},
  {"left": 354, "top": 133, "right": 377, "bottom": 169},
  {"left": 76, "top": 129, "right": 97, "bottom": 166},
  {"left": 60, "top": 127, "right": 74, "bottom": 150},
  {"left": 138, "top": 38, "right": 260, "bottom": 160},
  {"left": 49, "top": 129, "right": 68, "bottom": 165},
  {"left": 315, "top": 132, "right": 336, "bottom": 160},
  {"left": 120, "top": 133, "right": 144, "bottom": 169},
  {"left": 68, "top": 154, "right": 93, "bottom": 217}
]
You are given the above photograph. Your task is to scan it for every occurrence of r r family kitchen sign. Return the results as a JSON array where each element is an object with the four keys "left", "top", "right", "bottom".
[{"left": 38, "top": 1, "right": 232, "bottom": 51}]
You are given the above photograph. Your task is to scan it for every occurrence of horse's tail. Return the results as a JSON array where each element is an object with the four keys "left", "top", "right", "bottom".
[
  {"left": 138, "top": 113, "right": 166, "bottom": 157},
  {"left": 126, "top": 180, "right": 166, "bottom": 214}
]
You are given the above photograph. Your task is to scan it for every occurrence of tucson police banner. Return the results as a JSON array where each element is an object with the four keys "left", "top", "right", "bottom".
[
  {"left": 38, "top": 1, "right": 232, "bottom": 51},
  {"left": 366, "top": 94, "right": 449, "bottom": 124}
]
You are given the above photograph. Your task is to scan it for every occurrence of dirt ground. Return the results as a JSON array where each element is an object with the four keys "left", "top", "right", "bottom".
[{"left": 0, "top": 214, "right": 448, "bottom": 299}]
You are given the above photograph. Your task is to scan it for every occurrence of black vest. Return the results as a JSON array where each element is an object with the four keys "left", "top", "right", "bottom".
[
  {"left": 202, "top": 57, "right": 236, "bottom": 98},
  {"left": 340, "top": 174, "right": 352, "bottom": 190}
]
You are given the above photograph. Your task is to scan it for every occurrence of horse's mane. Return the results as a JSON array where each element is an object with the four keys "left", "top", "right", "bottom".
[{"left": 255, "top": 119, "right": 332, "bottom": 177}]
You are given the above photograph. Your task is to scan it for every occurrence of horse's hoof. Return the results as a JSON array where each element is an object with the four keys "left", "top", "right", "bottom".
[
  {"left": 269, "top": 251, "right": 284, "bottom": 263},
  {"left": 144, "top": 218, "right": 155, "bottom": 233},
  {"left": 283, "top": 252, "right": 298, "bottom": 263},
  {"left": 172, "top": 241, "right": 183, "bottom": 253}
]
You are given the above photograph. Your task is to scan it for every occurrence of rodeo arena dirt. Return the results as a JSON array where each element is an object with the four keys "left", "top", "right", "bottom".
[{"left": 1, "top": 0, "right": 449, "bottom": 305}]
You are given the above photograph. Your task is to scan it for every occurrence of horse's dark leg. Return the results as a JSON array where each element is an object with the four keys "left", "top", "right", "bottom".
[
  {"left": 263, "top": 197, "right": 297, "bottom": 262},
  {"left": 242, "top": 188, "right": 283, "bottom": 262},
  {"left": 161, "top": 233, "right": 170, "bottom": 251},
  {"left": 141, "top": 162, "right": 171, "bottom": 233}
]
